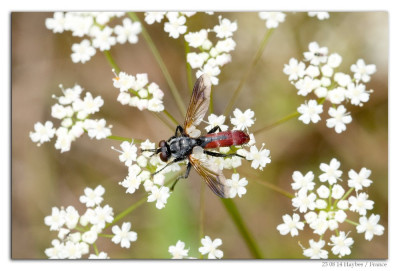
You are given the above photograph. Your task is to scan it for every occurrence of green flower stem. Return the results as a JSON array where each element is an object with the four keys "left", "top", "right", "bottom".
[
  {"left": 251, "top": 177, "right": 294, "bottom": 199},
  {"left": 93, "top": 243, "right": 99, "bottom": 255},
  {"left": 220, "top": 198, "right": 264, "bottom": 259},
  {"left": 345, "top": 218, "right": 359, "bottom": 227},
  {"left": 162, "top": 109, "right": 179, "bottom": 126},
  {"left": 152, "top": 112, "right": 175, "bottom": 132},
  {"left": 107, "top": 135, "right": 143, "bottom": 143},
  {"left": 254, "top": 111, "right": 300, "bottom": 135},
  {"left": 98, "top": 234, "right": 114, "bottom": 238},
  {"left": 103, "top": 50, "right": 120, "bottom": 74},
  {"left": 223, "top": 28, "right": 275, "bottom": 116},
  {"left": 127, "top": 12, "right": 187, "bottom": 117}
]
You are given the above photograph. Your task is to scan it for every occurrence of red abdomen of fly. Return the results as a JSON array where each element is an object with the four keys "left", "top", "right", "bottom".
[{"left": 203, "top": 130, "right": 250, "bottom": 149}]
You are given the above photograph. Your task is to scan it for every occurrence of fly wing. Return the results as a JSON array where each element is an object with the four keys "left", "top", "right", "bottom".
[
  {"left": 184, "top": 74, "right": 212, "bottom": 135},
  {"left": 189, "top": 152, "right": 229, "bottom": 198}
]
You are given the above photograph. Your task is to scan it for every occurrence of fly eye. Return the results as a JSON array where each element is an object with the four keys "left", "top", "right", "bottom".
[
  {"left": 159, "top": 140, "right": 166, "bottom": 147},
  {"left": 159, "top": 151, "right": 169, "bottom": 162}
]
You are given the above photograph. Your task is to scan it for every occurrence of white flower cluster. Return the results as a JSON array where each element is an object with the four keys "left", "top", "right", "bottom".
[
  {"left": 185, "top": 15, "right": 238, "bottom": 85},
  {"left": 29, "top": 84, "right": 112, "bottom": 153},
  {"left": 44, "top": 185, "right": 137, "bottom": 259},
  {"left": 276, "top": 158, "right": 385, "bottom": 259},
  {"left": 284, "top": 41, "right": 376, "bottom": 133},
  {"left": 258, "top": 12, "right": 286, "bottom": 28},
  {"left": 168, "top": 236, "right": 223, "bottom": 259},
  {"left": 112, "top": 70, "right": 164, "bottom": 112},
  {"left": 113, "top": 108, "right": 270, "bottom": 201},
  {"left": 45, "top": 12, "right": 141, "bottom": 63},
  {"left": 307, "top": 12, "right": 330, "bottom": 20},
  {"left": 113, "top": 140, "right": 177, "bottom": 209}
]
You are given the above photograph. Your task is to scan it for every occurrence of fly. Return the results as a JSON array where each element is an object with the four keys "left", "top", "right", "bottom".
[{"left": 141, "top": 74, "right": 250, "bottom": 198}]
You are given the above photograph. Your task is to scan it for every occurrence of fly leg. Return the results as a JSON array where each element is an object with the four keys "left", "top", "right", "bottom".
[
  {"left": 175, "top": 125, "right": 184, "bottom": 137},
  {"left": 207, "top": 125, "right": 222, "bottom": 134},
  {"left": 170, "top": 162, "right": 192, "bottom": 191},
  {"left": 152, "top": 156, "right": 186, "bottom": 176},
  {"left": 203, "top": 150, "right": 246, "bottom": 159}
]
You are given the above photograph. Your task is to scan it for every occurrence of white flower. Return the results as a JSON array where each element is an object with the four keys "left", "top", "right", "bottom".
[
  {"left": 226, "top": 173, "right": 248, "bottom": 198},
  {"left": 45, "top": 207, "right": 66, "bottom": 231},
  {"left": 168, "top": 240, "right": 189, "bottom": 259},
  {"left": 356, "top": 214, "right": 385, "bottom": 241},
  {"left": 58, "top": 85, "right": 83, "bottom": 105},
  {"left": 346, "top": 83, "right": 371, "bottom": 106},
  {"left": 302, "top": 239, "right": 328, "bottom": 259},
  {"left": 215, "top": 38, "right": 236, "bottom": 53},
  {"left": 258, "top": 12, "right": 286, "bottom": 28},
  {"left": 277, "top": 213, "right": 304, "bottom": 237},
  {"left": 349, "top": 192, "right": 374, "bottom": 216},
  {"left": 326, "top": 105, "right": 352, "bottom": 134},
  {"left": 245, "top": 144, "right": 271, "bottom": 170},
  {"left": 331, "top": 184, "right": 345, "bottom": 199},
  {"left": 91, "top": 26, "right": 116, "bottom": 51},
  {"left": 45, "top": 239, "right": 65, "bottom": 259},
  {"left": 132, "top": 73, "right": 149, "bottom": 91},
  {"left": 334, "top": 73, "right": 352, "bottom": 88},
  {"left": 111, "top": 222, "right": 138, "bottom": 248},
  {"left": 54, "top": 127, "right": 73, "bottom": 153},
  {"left": 45, "top": 12, "right": 66, "bottom": 33},
  {"left": 292, "top": 189, "right": 316, "bottom": 213},
  {"left": 297, "top": 100, "right": 323, "bottom": 124},
  {"left": 327, "top": 53, "right": 342, "bottom": 68},
  {"left": 148, "top": 98, "right": 164, "bottom": 112},
  {"left": 309, "top": 214, "right": 329, "bottom": 235},
  {"left": 303, "top": 42, "right": 328, "bottom": 65},
  {"left": 351, "top": 59, "right": 376, "bottom": 83},
  {"left": 319, "top": 158, "right": 342, "bottom": 185},
  {"left": 291, "top": 171, "right": 315, "bottom": 192},
  {"left": 71, "top": 39, "right": 96, "bottom": 64},
  {"left": 184, "top": 29, "right": 208, "bottom": 48},
  {"left": 147, "top": 186, "right": 171, "bottom": 209},
  {"left": 113, "top": 71, "right": 135, "bottom": 92},
  {"left": 329, "top": 232, "right": 353, "bottom": 258},
  {"left": 230, "top": 108, "right": 255, "bottom": 130},
  {"left": 196, "top": 63, "right": 220, "bottom": 85},
  {"left": 348, "top": 167, "right": 372, "bottom": 191},
  {"left": 119, "top": 165, "right": 143, "bottom": 194},
  {"left": 114, "top": 18, "right": 141, "bottom": 44},
  {"left": 90, "top": 205, "right": 114, "bottom": 228},
  {"left": 213, "top": 17, "right": 237, "bottom": 38},
  {"left": 164, "top": 12, "right": 187, "bottom": 39},
  {"left": 64, "top": 206, "right": 80, "bottom": 229},
  {"left": 316, "top": 185, "right": 330, "bottom": 199},
  {"left": 305, "top": 65, "right": 320, "bottom": 78},
  {"left": 295, "top": 76, "right": 320, "bottom": 96},
  {"left": 187, "top": 52, "right": 209, "bottom": 69},
  {"left": 198, "top": 236, "right": 223, "bottom": 259},
  {"left": 308, "top": 12, "right": 330, "bottom": 20},
  {"left": 327, "top": 87, "right": 346, "bottom": 104},
  {"left": 30, "top": 121, "right": 56, "bottom": 145},
  {"left": 283, "top": 58, "right": 306, "bottom": 81},
  {"left": 79, "top": 185, "right": 105, "bottom": 207},
  {"left": 85, "top": 119, "right": 112, "bottom": 140},
  {"left": 89, "top": 252, "right": 109, "bottom": 259},
  {"left": 116, "top": 141, "right": 138, "bottom": 166},
  {"left": 144, "top": 12, "right": 165, "bottom": 24},
  {"left": 51, "top": 104, "right": 68, "bottom": 119},
  {"left": 205, "top": 114, "right": 228, "bottom": 132},
  {"left": 82, "top": 230, "right": 98, "bottom": 244}
]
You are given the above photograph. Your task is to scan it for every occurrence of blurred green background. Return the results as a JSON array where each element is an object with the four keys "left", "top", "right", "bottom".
[{"left": 11, "top": 12, "right": 388, "bottom": 259}]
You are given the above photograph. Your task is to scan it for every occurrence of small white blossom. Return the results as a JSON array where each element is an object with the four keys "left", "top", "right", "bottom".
[
  {"left": 45, "top": 12, "right": 66, "bottom": 33},
  {"left": 119, "top": 165, "right": 143, "bottom": 194},
  {"left": 291, "top": 171, "right": 315, "bottom": 192},
  {"left": 213, "top": 17, "right": 237, "bottom": 38},
  {"left": 348, "top": 168, "right": 372, "bottom": 191},
  {"left": 303, "top": 42, "right": 328, "bottom": 65},
  {"left": 245, "top": 144, "right": 271, "bottom": 170},
  {"left": 351, "top": 59, "right": 376, "bottom": 83},
  {"left": 168, "top": 240, "right": 189, "bottom": 259},
  {"left": 147, "top": 186, "right": 171, "bottom": 209},
  {"left": 277, "top": 213, "right": 304, "bottom": 237},
  {"left": 114, "top": 18, "right": 141, "bottom": 44},
  {"left": 185, "top": 29, "right": 208, "bottom": 48},
  {"left": 187, "top": 52, "right": 209, "bottom": 69},
  {"left": 292, "top": 189, "right": 316, "bottom": 213},
  {"left": 198, "top": 236, "right": 223, "bottom": 259},
  {"left": 297, "top": 100, "right": 323, "bottom": 124},
  {"left": 91, "top": 26, "right": 116, "bottom": 51},
  {"left": 82, "top": 230, "right": 98, "bottom": 244},
  {"left": 205, "top": 114, "right": 228, "bottom": 132},
  {"left": 230, "top": 108, "right": 255, "bottom": 131},
  {"left": 111, "top": 222, "right": 138, "bottom": 248},
  {"left": 295, "top": 76, "right": 321, "bottom": 96},
  {"left": 85, "top": 119, "right": 112, "bottom": 140},
  {"left": 45, "top": 207, "right": 66, "bottom": 231},
  {"left": 356, "top": 214, "right": 385, "bottom": 241},
  {"left": 308, "top": 12, "right": 330, "bottom": 20},
  {"left": 326, "top": 105, "right": 352, "bottom": 134},
  {"left": 346, "top": 83, "right": 371, "bottom": 106},
  {"left": 284, "top": 58, "right": 306, "bottom": 81},
  {"left": 226, "top": 173, "right": 248, "bottom": 198},
  {"left": 89, "top": 252, "right": 109, "bottom": 259},
  {"left": 302, "top": 239, "right": 328, "bottom": 259},
  {"left": 319, "top": 158, "right": 342, "bottom": 185},
  {"left": 329, "top": 232, "right": 353, "bottom": 258},
  {"left": 327, "top": 87, "right": 346, "bottom": 104},
  {"left": 79, "top": 185, "right": 105, "bottom": 207},
  {"left": 64, "top": 206, "right": 80, "bottom": 229},
  {"left": 349, "top": 192, "right": 374, "bottom": 216},
  {"left": 164, "top": 12, "right": 187, "bottom": 39},
  {"left": 71, "top": 39, "right": 96, "bottom": 63},
  {"left": 331, "top": 184, "right": 345, "bottom": 199},
  {"left": 30, "top": 121, "right": 56, "bottom": 145},
  {"left": 258, "top": 12, "right": 286, "bottom": 28},
  {"left": 144, "top": 12, "right": 165, "bottom": 24}
]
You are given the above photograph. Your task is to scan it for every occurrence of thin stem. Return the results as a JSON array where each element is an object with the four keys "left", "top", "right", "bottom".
[
  {"left": 163, "top": 109, "right": 179, "bottom": 126},
  {"left": 128, "top": 12, "right": 187, "bottom": 117},
  {"left": 254, "top": 111, "right": 300, "bottom": 135},
  {"left": 93, "top": 243, "right": 99, "bottom": 255},
  {"left": 223, "top": 28, "right": 275, "bottom": 116},
  {"left": 103, "top": 50, "right": 120, "bottom": 73},
  {"left": 251, "top": 177, "right": 294, "bottom": 199},
  {"left": 107, "top": 135, "right": 143, "bottom": 143},
  {"left": 345, "top": 218, "right": 359, "bottom": 227},
  {"left": 152, "top": 112, "right": 175, "bottom": 132},
  {"left": 220, "top": 198, "right": 264, "bottom": 259}
]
